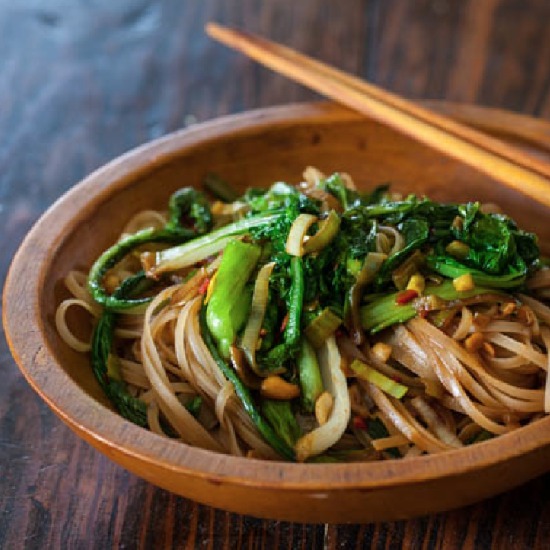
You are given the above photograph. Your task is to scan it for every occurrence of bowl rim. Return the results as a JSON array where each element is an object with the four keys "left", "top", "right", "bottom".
[{"left": 4, "top": 100, "right": 550, "bottom": 492}]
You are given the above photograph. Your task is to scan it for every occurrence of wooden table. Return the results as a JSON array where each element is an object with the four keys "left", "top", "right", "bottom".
[{"left": 2, "top": 1, "right": 550, "bottom": 547}]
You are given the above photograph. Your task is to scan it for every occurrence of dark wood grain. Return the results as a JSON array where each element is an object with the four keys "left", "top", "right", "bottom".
[{"left": 1, "top": 0, "right": 550, "bottom": 548}]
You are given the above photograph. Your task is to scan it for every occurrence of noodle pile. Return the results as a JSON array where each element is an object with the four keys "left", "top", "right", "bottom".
[{"left": 56, "top": 168, "right": 550, "bottom": 462}]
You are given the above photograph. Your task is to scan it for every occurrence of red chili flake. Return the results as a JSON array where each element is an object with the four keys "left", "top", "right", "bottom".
[
  {"left": 352, "top": 415, "right": 368, "bottom": 430},
  {"left": 395, "top": 289, "right": 418, "bottom": 305},
  {"left": 198, "top": 277, "right": 210, "bottom": 295},
  {"left": 280, "top": 313, "right": 290, "bottom": 333},
  {"left": 259, "top": 328, "right": 268, "bottom": 337}
]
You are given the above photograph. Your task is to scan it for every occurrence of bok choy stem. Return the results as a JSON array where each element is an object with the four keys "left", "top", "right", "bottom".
[{"left": 206, "top": 239, "right": 261, "bottom": 359}]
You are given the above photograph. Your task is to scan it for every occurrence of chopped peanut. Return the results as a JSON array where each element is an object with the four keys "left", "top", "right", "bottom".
[
  {"left": 315, "top": 391, "right": 334, "bottom": 426},
  {"left": 372, "top": 342, "right": 392, "bottom": 363},
  {"left": 482, "top": 342, "right": 496, "bottom": 357},
  {"left": 500, "top": 302, "right": 516, "bottom": 316},
  {"left": 406, "top": 273, "right": 425, "bottom": 295},
  {"left": 453, "top": 273, "right": 475, "bottom": 292},
  {"left": 464, "top": 332, "right": 485, "bottom": 352},
  {"left": 260, "top": 376, "right": 301, "bottom": 400}
]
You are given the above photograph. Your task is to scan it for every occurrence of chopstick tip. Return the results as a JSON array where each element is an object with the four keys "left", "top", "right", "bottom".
[{"left": 205, "top": 22, "right": 228, "bottom": 39}]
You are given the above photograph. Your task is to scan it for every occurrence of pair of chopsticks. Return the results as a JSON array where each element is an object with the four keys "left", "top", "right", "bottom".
[{"left": 206, "top": 23, "right": 550, "bottom": 209}]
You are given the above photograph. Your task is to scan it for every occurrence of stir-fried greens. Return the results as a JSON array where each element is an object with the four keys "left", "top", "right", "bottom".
[{"left": 60, "top": 167, "right": 550, "bottom": 462}]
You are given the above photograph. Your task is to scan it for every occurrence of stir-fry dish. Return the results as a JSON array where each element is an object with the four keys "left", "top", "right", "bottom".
[{"left": 56, "top": 167, "right": 550, "bottom": 462}]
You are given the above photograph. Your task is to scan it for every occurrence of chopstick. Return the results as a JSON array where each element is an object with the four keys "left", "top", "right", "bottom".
[{"left": 206, "top": 23, "right": 550, "bottom": 208}]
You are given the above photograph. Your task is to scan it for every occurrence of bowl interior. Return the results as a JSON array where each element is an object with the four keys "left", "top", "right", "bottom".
[{"left": 6, "top": 101, "right": 550, "bottom": 522}]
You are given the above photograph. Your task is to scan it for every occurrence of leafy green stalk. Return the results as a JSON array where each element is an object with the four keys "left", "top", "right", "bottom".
[
  {"left": 153, "top": 213, "right": 278, "bottom": 273},
  {"left": 261, "top": 256, "right": 305, "bottom": 369},
  {"left": 91, "top": 273, "right": 152, "bottom": 427},
  {"left": 303, "top": 307, "right": 342, "bottom": 349}
]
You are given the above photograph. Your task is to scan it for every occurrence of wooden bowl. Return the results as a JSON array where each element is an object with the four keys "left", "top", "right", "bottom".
[{"left": 4, "top": 101, "right": 550, "bottom": 523}]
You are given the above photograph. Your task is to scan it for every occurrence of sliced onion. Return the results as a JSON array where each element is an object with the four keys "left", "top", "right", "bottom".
[
  {"left": 285, "top": 214, "right": 317, "bottom": 257},
  {"left": 240, "top": 262, "right": 275, "bottom": 376},
  {"left": 302, "top": 210, "right": 340, "bottom": 254},
  {"left": 378, "top": 225, "right": 405, "bottom": 256}
]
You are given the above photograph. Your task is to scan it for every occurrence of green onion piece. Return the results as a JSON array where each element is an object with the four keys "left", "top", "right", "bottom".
[
  {"left": 304, "top": 307, "right": 342, "bottom": 349},
  {"left": 303, "top": 210, "right": 341, "bottom": 254},
  {"left": 350, "top": 359, "right": 408, "bottom": 399}
]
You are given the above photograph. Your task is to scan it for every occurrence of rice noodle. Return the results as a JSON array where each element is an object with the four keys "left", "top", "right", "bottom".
[
  {"left": 452, "top": 307, "right": 473, "bottom": 340},
  {"left": 55, "top": 299, "right": 97, "bottom": 352}
]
